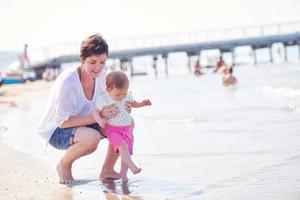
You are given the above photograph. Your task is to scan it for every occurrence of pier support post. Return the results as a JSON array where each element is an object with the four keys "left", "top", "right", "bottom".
[
  {"left": 120, "top": 58, "right": 133, "bottom": 76},
  {"left": 252, "top": 47, "right": 257, "bottom": 65},
  {"left": 186, "top": 51, "right": 199, "bottom": 73},
  {"left": 162, "top": 53, "right": 168, "bottom": 76},
  {"left": 187, "top": 55, "right": 192, "bottom": 72},
  {"left": 152, "top": 55, "right": 158, "bottom": 77},
  {"left": 284, "top": 45, "right": 288, "bottom": 62},
  {"left": 231, "top": 49, "right": 235, "bottom": 66},
  {"left": 269, "top": 45, "right": 273, "bottom": 63},
  {"left": 128, "top": 58, "right": 134, "bottom": 77},
  {"left": 298, "top": 43, "right": 300, "bottom": 59},
  {"left": 120, "top": 59, "right": 127, "bottom": 71}
]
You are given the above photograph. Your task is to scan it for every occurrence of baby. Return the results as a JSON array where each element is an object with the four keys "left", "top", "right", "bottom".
[{"left": 93, "top": 71, "right": 151, "bottom": 180}]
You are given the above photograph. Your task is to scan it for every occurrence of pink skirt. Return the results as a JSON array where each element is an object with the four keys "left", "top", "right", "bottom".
[{"left": 106, "top": 124, "right": 134, "bottom": 155}]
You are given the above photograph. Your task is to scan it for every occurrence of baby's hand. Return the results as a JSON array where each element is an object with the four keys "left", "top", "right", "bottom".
[
  {"left": 142, "top": 99, "right": 152, "bottom": 106},
  {"left": 125, "top": 101, "right": 132, "bottom": 113}
]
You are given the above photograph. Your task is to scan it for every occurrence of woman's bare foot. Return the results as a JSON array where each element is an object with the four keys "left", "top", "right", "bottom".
[
  {"left": 99, "top": 170, "right": 121, "bottom": 180},
  {"left": 56, "top": 162, "right": 75, "bottom": 184}
]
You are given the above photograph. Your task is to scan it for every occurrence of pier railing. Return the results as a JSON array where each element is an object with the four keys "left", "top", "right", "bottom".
[
  {"left": 109, "top": 21, "right": 300, "bottom": 50},
  {"left": 28, "top": 21, "right": 300, "bottom": 63}
]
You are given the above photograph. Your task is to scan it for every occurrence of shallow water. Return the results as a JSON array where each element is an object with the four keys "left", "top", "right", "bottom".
[{"left": 1, "top": 63, "right": 300, "bottom": 200}]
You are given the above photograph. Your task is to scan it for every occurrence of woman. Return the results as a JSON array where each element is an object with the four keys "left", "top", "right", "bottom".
[{"left": 37, "top": 34, "right": 127, "bottom": 184}]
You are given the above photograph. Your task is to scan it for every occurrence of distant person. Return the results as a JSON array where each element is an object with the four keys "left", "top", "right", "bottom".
[
  {"left": 213, "top": 56, "right": 227, "bottom": 73},
  {"left": 19, "top": 44, "right": 30, "bottom": 68},
  {"left": 110, "top": 63, "right": 117, "bottom": 71},
  {"left": 152, "top": 61, "right": 158, "bottom": 77},
  {"left": 194, "top": 59, "right": 204, "bottom": 76},
  {"left": 0, "top": 100, "right": 18, "bottom": 107},
  {"left": 93, "top": 71, "right": 151, "bottom": 181},
  {"left": 120, "top": 62, "right": 128, "bottom": 71},
  {"left": 37, "top": 34, "right": 130, "bottom": 184},
  {"left": 222, "top": 67, "right": 238, "bottom": 87},
  {"left": 42, "top": 68, "right": 55, "bottom": 81}
]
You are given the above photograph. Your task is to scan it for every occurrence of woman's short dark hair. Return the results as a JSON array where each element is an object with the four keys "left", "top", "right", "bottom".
[{"left": 80, "top": 33, "right": 108, "bottom": 60}]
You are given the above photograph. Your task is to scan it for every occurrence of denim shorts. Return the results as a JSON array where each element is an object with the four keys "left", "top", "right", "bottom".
[{"left": 49, "top": 123, "right": 105, "bottom": 150}]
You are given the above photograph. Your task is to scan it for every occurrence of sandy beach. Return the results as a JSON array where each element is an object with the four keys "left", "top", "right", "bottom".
[
  {"left": 0, "top": 80, "right": 51, "bottom": 109},
  {"left": 0, "top": 81, "right": 72, "bottom": 200}
]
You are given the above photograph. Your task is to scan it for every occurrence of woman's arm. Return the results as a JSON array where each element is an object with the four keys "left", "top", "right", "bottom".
[
  {"left": 61, "top": 103, "right": 119, "bottom": 128},
  {"left": 60, "top": 115, "right": 95, "bottom": 128},
  {"left": 92, "top": 107, "right": 106, "bottom": 128}
]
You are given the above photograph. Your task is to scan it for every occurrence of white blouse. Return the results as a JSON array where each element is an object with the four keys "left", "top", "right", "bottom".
[{"left": 37, "top": 67, "right": 106, "bottom": 142}]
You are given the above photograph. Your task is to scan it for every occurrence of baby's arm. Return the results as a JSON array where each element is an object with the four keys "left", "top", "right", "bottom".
[
  {"left": 131, "top": 99, "right": 152, "bottom": 108},
  {"left": 92, "top": 107, "right": 106, "bottom": 128}
]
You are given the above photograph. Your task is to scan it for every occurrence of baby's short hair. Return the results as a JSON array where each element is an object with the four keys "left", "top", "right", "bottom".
[{"left": 106, "top": 71, "right": 129, "bottom": 91}]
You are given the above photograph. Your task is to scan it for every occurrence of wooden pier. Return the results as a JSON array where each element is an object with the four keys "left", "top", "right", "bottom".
[{"left": 30, "top": 21, "right": 300, "bottom": 78}]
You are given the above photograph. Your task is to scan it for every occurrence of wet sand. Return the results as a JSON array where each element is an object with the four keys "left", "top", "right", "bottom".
[
  {"left": 0, "top": 80, "right": 51, "bottom": 109},
  {"left": 0, "top": 81, "right": 72, "bottom": 199}
]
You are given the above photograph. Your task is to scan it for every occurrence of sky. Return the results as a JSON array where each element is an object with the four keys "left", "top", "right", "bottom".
[{"left": 0, "top": 0, "right": 299, "bottom": 51}]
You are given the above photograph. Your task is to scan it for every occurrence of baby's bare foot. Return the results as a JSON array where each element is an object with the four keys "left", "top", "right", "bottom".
[
  {"left": 100, "top": 170, "right": 121, "bottom": 180},
  {"left": 132, "top": 167, "right": 142, "bottom": 175},
  {"left": 56, "top": 162, "right": 75, "bottom": 184},
  {"left": 121, "top": 175, "right": 128, "bottom": 182}
]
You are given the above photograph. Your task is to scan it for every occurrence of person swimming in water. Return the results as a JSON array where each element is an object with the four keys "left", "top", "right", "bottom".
[
  {"left": 194, "top": 59, "right": 204, "bottom": 76},
  {"left": 222, "top": 67, "right": 237, "bottom": 87},
  {"left": 214, "top": 56, "right": 227, "bottom": 74}
]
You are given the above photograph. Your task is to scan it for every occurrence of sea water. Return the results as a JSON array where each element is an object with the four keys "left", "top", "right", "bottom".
[{"left": 0, "top": 61, "right": 300, "bottom": 200}]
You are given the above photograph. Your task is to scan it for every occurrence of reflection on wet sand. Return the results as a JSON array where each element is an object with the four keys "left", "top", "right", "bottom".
[
  {"left": 68, "top": 178, "right": 142, "bottom": 200},
  {"left": 101, "top": 179, "right": 142, "bottom": 200}
]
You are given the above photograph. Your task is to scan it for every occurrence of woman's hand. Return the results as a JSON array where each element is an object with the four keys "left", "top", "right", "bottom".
[
  {"left": 100, "top": 103, "right": 119, "bottom": 120},
  {"left": 125, "top": 101, "right": 132, "bottom": 113}
]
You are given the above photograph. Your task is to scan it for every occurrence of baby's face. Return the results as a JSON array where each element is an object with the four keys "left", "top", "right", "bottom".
[{"left": 109, "top": 87, "right": 128, "bottom": 101}]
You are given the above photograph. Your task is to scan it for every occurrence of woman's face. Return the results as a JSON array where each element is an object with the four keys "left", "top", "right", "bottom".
[{"left": 81, "top": 53, "right": 107, "bottom": 78}]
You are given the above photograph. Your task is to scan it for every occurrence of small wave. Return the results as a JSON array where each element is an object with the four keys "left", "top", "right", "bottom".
[
  {"left": 139, "top": 151, "right": 273, "bottom": 159},
  {"left": 152, "top": 118, "right": 206, "bottom": 124},
  {"left": 0, "top": 126, "right": 7, "bottom": 140},
  {"left": 287, "top": 105, "right": 300, "bottom": 112},
  {"left": 263, "top": 86, "right": 300, "bottom": 98},
  {"left": 0, "top": 126, "right": 8, "bottom": 133}
]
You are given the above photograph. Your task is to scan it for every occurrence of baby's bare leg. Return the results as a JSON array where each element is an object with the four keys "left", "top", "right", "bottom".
[
  {"left": 118, "top": 144, "right": 141, "bottom": 175},
  {"left": 120, "top": 159, "right": 129, "bottom": 181}
]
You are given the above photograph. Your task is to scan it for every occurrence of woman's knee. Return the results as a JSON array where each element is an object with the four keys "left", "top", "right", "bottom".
[
  {"left": 74, "top": 127, "right": 101, "bottom": 151},
  {"left": 86, "top": 141, "right": 99, "bottom": 153}
]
